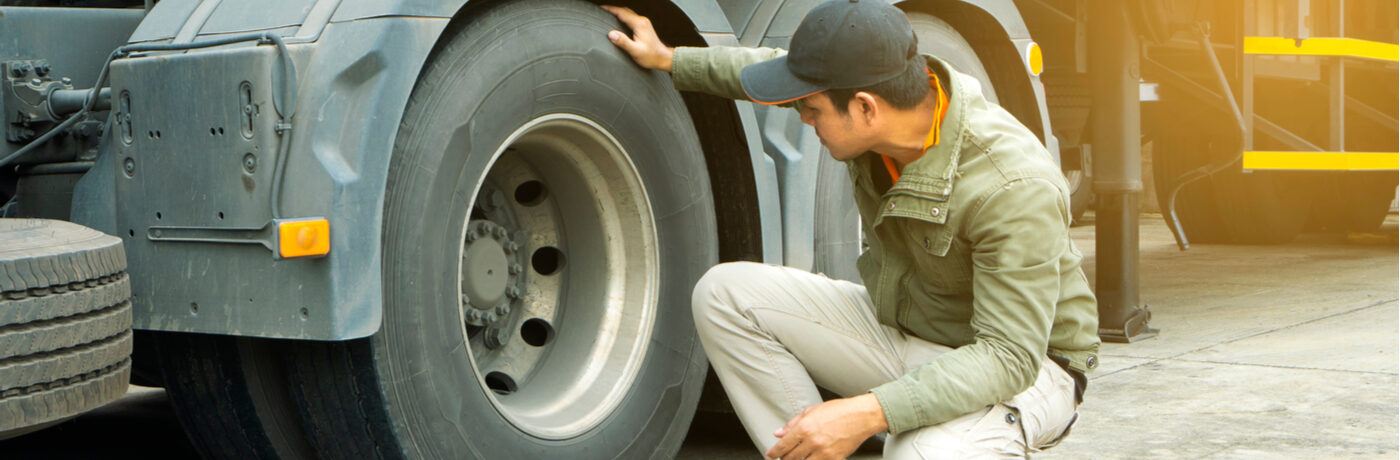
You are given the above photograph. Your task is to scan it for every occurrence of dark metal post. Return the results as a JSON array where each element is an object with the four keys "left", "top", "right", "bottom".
[{"left": 1090, "top": 1, "right": 1157, "bottom": 342}]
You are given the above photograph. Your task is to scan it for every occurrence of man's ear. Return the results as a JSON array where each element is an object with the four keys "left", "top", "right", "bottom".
[{"left": 853, "top": 92, "right": 880, "bottom": 126}]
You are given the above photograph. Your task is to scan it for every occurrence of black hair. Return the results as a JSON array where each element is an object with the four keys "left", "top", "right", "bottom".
[{"left": 824, "top": 60, "right": 931, "bottom": 114}]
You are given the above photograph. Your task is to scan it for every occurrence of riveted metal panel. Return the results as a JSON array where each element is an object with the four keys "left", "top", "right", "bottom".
[{"left": 108, "top": 45, "right": 335, "bottom": 338}]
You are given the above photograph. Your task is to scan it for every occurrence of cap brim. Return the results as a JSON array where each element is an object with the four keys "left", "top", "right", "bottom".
[{"left": 740, "top": 55, "right": 828, "bottom": 106}]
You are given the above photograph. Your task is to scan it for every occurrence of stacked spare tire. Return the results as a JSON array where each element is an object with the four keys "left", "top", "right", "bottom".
[{"left": 0, "top": 219, "right": 132, "bottom": 438}]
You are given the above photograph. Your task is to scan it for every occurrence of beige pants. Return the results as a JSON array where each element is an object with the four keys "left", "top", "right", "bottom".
[{"left": 691, "top": 262, "right": 1079, "bottom": 459}]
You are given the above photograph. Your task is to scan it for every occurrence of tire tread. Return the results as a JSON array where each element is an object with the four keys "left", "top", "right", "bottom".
[{"left": 0, "top": 218, "right": 133, "bottom": 435}]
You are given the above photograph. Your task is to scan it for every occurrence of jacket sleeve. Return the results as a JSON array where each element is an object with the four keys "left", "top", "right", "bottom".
[
  {"left": 671, "top": 46, "right": 787, "bottom": 102},
  {"left": 870, "top": 177, "right": 1067, "bottom": 434}
]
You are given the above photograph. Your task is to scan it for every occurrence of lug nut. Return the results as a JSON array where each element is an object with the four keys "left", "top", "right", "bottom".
[
  {"left": 505, "top": 286, "right": 521, "bottom": 299},
  {"left": 484, "top": 328, "right": 507, "bottom": 349},
  {"left": 495, "top": 304, "right": 509, "bottom": 316},
  {"left": 481, "top": 190, "right": 504, "bottom": 211},
  {"left": 493, "top": 227, "right": 507, "bottom": 239},
  {"left": 505, "top": 242, "right": 519, "bottom": 254},
  {"left": 508, "top": 263, "right": 523, "bottom": 275},
  {"left": 460, "top": 293, "right": 470, "bottom": 305}
]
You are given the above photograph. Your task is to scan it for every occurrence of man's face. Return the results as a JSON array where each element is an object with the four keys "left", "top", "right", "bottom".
[{"left": 798, "top": 93, "right": 870, "bottom": 162}]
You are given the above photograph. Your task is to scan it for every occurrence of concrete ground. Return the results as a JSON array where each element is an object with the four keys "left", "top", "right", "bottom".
[
  {"left": 678, "top": 213, "right": 1400, "bottom": 459},
  {"left": 1039, "top": 214, "right": 1398, "bottom": 459},
  {"left": 0, "top": 213, "right": 1394, "bottom": 459}
]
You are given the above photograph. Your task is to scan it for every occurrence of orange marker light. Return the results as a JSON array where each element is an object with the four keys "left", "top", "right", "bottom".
[
  {"left": 278, "top": 218, "right": 330, "bottom": 258},
  {"left": 1026, "top": 42, "right": 1044, "bottom": 76}
]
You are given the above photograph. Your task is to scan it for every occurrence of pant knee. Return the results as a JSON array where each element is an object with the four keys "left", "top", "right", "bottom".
[{"left": 691, "top": 262, "right": 768, "bottom": 331}]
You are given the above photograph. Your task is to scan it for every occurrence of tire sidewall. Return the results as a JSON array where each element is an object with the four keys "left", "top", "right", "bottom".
[
  {"left": 907, "top": 12, "right": 999, "bottom": 104},
  {"left": 375, "top": 1, "right": 713, "bottom": 457}
]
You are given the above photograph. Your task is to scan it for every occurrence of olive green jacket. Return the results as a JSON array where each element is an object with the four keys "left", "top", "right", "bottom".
[{"left": 670, "top": 46, "right": 1100, "bottom": 434}]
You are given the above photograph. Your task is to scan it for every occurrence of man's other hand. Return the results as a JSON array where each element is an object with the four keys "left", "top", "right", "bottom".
[
  {"left": 766, "top": 393, "right": 889, "bottom": 460},
  {"left": 601, "top": 5, "right": 674, "bottom": 72}
]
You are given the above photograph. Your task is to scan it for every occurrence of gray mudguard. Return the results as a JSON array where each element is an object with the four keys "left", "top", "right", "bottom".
[
  {"left": 79, "top": 0, "right": 784, "bottom": 340},
  {"left": 106, "top": 14, "right": 450, "bottom": 340}
]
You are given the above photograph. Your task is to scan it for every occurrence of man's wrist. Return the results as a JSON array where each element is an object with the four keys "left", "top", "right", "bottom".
[
  {"left": 660, "top": 46, "right": 674, "bottom": 72},
  {"left": 854, "top": 393, "right": 889, "bottom": 435}
]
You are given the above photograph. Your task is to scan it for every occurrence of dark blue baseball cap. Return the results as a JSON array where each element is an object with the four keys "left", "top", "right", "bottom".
[{"left": 740, "top": 0, "right": 921, "bottom": 105}]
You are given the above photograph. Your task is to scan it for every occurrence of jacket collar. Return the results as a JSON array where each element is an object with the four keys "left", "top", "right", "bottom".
[
  {"left": 898, "top": 54, "right": 970, "bottom": 188},
  {"left": 858, "top": 54, "right": 974, "bottom": 228}
]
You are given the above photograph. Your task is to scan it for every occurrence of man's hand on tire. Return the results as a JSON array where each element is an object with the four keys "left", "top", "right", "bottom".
[{"left": 601, "top": 5, "right": 674, "bottom": 72}]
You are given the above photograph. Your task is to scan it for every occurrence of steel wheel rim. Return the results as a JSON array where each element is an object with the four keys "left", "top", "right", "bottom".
[{"left": 455, "top": 114, "right": 659, "bottom": 439}]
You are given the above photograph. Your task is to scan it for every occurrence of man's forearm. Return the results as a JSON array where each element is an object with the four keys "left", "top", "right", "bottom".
[{"left": 670, "top": 46, "right": 787, "bottom": 101}]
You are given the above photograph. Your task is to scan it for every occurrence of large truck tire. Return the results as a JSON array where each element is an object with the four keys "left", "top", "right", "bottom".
[
  {"left": 1307, "top": 172, "right": 1398, "bottom": 233},
  {"left": 0, "top": 218, "right": 131, "bottom": 437},
  {"left": 812, "top": 151, "right": 862, "bottom": 283},
  {"left": 156, "top": 333, "right": 316, "bottom": 460},
  {"left": 286, "top": 0, "right": 715, "bottom": 457},
  {"left": 1149, "top": 111, "right": 1310, "bottom": 244},
  {"left": 1208, "top": 168, "right": 1310, "bottom": 244},
  {"left": 1150, "top": 118, "right": 1230, "bottom": 243},
  {"left": 906, "top": 12, "right": 1000, "bottom": 106}
]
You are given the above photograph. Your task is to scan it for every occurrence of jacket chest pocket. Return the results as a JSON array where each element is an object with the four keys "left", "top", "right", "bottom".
[
  {"left": 908, "top": 222, "right": 973, "bottom": 294},
  {"left": 873, "top": 181, "right": 970, "bottom": 294}
]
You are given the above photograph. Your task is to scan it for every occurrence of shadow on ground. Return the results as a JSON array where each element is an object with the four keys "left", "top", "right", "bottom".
[{"left": 0, "top": 387, "right": 197, "bottom": 460}]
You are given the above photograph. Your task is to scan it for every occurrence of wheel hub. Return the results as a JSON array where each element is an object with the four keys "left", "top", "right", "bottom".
[
  {"left": 457, "top": 114, "right": 659, "bottom": 439},
  {"left": 461, "top": 219, "right": 525, "bottom": 345}
]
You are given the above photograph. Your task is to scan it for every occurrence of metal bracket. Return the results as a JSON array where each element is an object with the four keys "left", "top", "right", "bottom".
[
  {"left": 1098, "top": 304, "right": 1159, "bottom": 343},
  {"left": 3, "top": 59, "right": 72, "bottom": 143},
  {"left": 147, "top": 218, "right": 322, "bottom": 260}
]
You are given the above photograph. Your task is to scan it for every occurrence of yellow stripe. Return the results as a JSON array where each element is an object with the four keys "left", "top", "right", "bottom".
[
  {"left": 1243, "top": 151, "right": 1399, "bottom": 171},
  {"left": 1244, "top": 37, "right": 1399, "bottom": 62}
]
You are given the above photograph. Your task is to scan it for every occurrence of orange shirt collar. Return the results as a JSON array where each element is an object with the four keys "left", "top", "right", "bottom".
[{"left": 883, "top": 71, "right": 949, "bottom": 183}]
